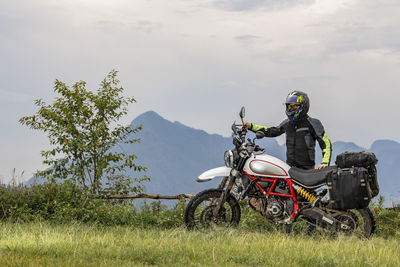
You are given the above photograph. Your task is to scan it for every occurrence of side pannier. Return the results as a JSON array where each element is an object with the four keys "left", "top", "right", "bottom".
[
  {"left": 327, "top": 167, "right": 371, "bottom": 211},
  {"left": 335, "top": 151, "right": 379, "bottom": 197}
]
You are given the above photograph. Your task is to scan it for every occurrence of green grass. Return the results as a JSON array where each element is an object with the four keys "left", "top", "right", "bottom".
[{"left": 0, "top": 222, "right": 399, "bottom": 267}]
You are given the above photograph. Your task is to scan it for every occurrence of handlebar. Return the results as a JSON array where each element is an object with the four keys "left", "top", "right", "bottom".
[
  {"left": 232, "top": 124, "right": 266, "bottom": 154},
  {"left": 254, "top": 145, "right": 263, "bottom": 152}
]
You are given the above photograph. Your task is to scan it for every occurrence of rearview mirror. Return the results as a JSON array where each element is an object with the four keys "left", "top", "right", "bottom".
[{"left": 239, "top": 107, "right": 245, "bottom": 119}]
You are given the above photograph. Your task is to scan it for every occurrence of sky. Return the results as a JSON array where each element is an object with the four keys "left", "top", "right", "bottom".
[{"left": 1, "top": 0, "right": 399, "bottom": 182}]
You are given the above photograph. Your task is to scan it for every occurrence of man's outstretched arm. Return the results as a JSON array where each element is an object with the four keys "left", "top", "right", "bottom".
[{"left": 244, "top": 120, "right": 287, "bottom": 137}]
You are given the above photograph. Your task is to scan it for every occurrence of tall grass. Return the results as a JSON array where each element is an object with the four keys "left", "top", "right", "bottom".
[
  {"left": 0, "top": 181, "right": 399, "bottom": 266},
  {"left": 0, "top": 222, "right": 399, "bottom": 266}
]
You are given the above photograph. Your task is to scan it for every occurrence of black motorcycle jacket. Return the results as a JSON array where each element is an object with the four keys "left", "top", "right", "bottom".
[{"left": 249, "top": 116, "right": 332, "bottom": 168}]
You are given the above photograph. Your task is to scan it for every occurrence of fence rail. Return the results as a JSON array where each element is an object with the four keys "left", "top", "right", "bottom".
[{"left": 100, "top": 193, "right": 194, "bottom": 200}]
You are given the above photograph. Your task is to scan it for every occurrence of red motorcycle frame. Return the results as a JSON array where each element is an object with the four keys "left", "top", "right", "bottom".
[{"left": 243, "top": 171, "right": 300, "bottom": 219}]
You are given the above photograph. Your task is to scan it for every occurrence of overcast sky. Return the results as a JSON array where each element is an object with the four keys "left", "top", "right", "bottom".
[{"left": 1, "top": 0, "right": 399, "bottom": 182}]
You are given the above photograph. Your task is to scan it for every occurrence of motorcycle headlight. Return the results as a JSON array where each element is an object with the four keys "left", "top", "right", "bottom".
[{"left": 224, "top": 150, "right": 234, "bottom": 168}]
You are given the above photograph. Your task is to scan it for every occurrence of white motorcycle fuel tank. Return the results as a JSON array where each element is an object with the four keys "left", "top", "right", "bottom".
[{"left": 243, "top": 154, "right": 291, "bottom": 179}]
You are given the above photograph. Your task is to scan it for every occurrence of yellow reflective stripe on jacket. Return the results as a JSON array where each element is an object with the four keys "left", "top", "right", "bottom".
[
  {"left": 321, "top": 133, "right": 332, "bottom": 164},
  {"left": 250, "top": 123, "right": 269, "bottom": 132}
]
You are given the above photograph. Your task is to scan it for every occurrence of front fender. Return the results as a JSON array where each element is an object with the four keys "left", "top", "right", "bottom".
[{"left": 196, "top": 166, "right": 232, "bottom": 182}]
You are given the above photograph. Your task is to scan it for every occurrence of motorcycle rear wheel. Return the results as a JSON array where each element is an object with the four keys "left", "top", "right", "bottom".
[
  {"left": 315, "top": 206, "right": 376, "bottom": 238},
  {"left": 353, "top": 207, "right": 376, "bottom": 238},
  {"left": 185, "top": 189, "right": 241, "bottom": 230}
]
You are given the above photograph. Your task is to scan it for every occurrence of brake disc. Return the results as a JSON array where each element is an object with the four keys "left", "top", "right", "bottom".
[{"left": 200, "top": 205, "right": 228, "bottom": 227}]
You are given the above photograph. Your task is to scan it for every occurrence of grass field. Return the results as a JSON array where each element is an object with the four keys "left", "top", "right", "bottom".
[{"left": 0, "top": 222, "right": 399, "bottom": 267}]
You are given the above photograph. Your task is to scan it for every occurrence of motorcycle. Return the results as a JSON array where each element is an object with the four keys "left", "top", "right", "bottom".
[{"left": 184, "top": 107, "right": 376, "bottom": 237}]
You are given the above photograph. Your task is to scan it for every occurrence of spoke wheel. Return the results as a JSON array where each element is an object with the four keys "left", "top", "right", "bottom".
[
  {"left": 312, "top": 207, "right": 375, "bottom": 238},
  {"left": 333, "top": 212, "right": 358, "bottom": 235},
  {"left": 185, "top": 189, "right": 241, "bottom": 230},
  {"left": 350, "top": 207, "right": 376, "bottom": 238}
]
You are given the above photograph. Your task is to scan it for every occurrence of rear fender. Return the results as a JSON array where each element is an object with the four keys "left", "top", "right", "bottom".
[{"left": 196, "top": 166, "right": 232, "bottom": 182}]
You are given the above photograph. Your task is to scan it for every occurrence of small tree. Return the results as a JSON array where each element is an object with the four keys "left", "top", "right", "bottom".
[{"left": 20, "top": 70, "right": 149, "bottom": 194}]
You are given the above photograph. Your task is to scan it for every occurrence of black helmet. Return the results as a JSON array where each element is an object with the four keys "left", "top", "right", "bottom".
[{"left": 285, "top": 91, "right": 310, "bottom": 120}]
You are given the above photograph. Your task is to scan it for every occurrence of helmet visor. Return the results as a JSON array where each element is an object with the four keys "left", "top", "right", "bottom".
[
  {"left": 285, "top": 93, "right": 301, "bottom": 105},
  {"left": 285, "top": 103, "right": 300, "bottom": 112}
]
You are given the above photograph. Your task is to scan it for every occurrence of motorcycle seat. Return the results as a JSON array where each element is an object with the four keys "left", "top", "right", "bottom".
[{"left": 288, "top": 166, "right": 337, "bottom": 188}]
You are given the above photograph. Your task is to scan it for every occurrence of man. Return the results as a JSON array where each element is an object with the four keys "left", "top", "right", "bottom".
[
  {"left": 244, "top": 91, "right": 332, "bottom": 233},
  {"left": 244, "top": 91, "right": 332, "bottom": 170}
]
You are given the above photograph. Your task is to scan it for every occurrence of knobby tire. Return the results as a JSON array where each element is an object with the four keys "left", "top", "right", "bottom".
[{"left": 185, "top": 189, "right": 241, "bottom": 230}]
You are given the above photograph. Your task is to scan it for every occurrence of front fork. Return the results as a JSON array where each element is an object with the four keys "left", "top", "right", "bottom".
[
  {"left": 212, "top": 154, "right": 247, "bottom": 219},
  {"left": 217, "top": 176, "right": 229, "bottom": 190},
  {"left": 212, "top": 171, "right": 238, "bottom": 218}
]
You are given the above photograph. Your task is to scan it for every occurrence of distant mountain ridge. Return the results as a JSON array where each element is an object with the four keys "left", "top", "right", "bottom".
[{"left": 27, "top": 111, "right": 400, "bottom": 206}]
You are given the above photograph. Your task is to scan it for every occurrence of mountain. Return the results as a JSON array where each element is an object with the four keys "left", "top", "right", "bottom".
[
  {"left": 27, "top": 111, "right": 400, "bottom": 206},
  {"left": 369, "top": 140, "right": 400, "bottom": 204}
]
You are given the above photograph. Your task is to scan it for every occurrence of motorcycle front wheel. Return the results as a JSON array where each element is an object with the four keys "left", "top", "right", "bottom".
[{"left": 185, "top": 189, "right": 241, "bottom": 230}]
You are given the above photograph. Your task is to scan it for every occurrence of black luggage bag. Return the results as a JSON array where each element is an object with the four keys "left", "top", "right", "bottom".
[
  {"left": 335, "top": 151, "right": 378, "bottom": 168},
  {"left": 335, "top": 151, "right": 379, "bottom": 197},
  {"left": 327, "top": 167, "right": 372, "bottom": 211}
]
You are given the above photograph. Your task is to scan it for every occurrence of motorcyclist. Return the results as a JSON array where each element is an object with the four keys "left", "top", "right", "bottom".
[
  {"left": 244, "top": 91, "right": 332, "bottom": 170},
  {"left": 244, "top": 91, "right": 332, "bottom": 233}
]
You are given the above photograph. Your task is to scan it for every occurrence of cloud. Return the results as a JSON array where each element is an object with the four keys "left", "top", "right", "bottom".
[
  {"left": 305, "top": 0, "right": 400, "bottom": 56},
  {"left": 135, "top": 20, "right": 160, "bottom": 34},
  {"left": 96, "top": 19, "right": 127, "bottom": 33},
  {"left": 1, "top": 0, "right": 400, "bottom": 180},
  {"left": 235, "top": 35, "right": 260, "bottom": 40},
  {"left": 213, "top": 0, "right": 314, "bottom": 11}
]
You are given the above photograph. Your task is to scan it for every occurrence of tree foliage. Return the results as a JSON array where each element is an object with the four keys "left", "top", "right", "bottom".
[{"left": 20, "top": 70, "right": 149, "bottom": 194}]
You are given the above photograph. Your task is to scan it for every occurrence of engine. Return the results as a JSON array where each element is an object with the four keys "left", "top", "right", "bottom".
[
  {"left": 265, "top": 197, "right": 294, "bottom": 224},
  {"left": 249, "top": 196, "right": 294, "bottom": 224}
]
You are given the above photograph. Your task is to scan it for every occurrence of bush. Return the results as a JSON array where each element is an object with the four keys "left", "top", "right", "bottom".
[
  {"left": 373, "top": 206, "right": 400, "bottom": 238},
  {"left": 0, "top": 181, "right": 137, "bottom": 224},
  {"left": 0, "top": 182, "right": 186, "bottom": 227},
  {"left": 1, "top": 183, "right": 399, "bottom": 237}
]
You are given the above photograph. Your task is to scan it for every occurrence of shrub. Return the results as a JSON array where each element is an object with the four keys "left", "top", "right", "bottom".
[
  {"left": 0, "top": 182, "right": 185, "bottom": 227},
  {"left": 0, "top": 181, "right": 137, "bottom": 224},
  {"left": 1, "top": 183, "right": 399, "bottom": 237}
]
